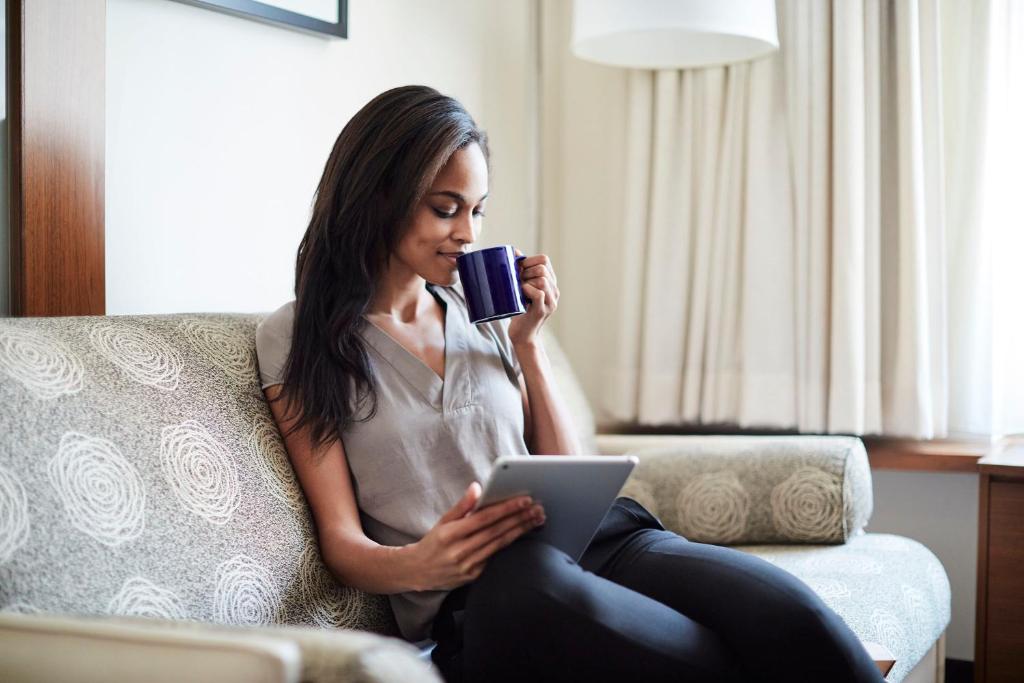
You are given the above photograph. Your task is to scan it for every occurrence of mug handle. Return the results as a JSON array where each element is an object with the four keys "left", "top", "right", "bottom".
[{"left": 514, "top": 254, "right": 532, "bottom": 306}]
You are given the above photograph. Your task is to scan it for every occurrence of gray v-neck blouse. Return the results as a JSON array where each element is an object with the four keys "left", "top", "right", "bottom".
[{"left": 255, "top": 282, "right": 529, "bottom": 641}]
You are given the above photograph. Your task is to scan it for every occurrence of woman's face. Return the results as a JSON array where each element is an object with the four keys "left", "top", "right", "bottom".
[{"left": 392, "top": 142, "right": 489, "bottom": 286}]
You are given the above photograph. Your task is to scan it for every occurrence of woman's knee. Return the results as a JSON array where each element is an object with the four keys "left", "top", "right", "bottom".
[
  {"left": 467, "top": 538, "right": 577, "bottom": 616},
  {"left": 763, "top": 577, "right": 848, "bottom": 643},
  {"left": 484, "top": 536, "right": 573, "bottom": 580}
]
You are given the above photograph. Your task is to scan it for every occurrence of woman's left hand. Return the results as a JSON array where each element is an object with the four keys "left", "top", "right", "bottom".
[{"left": 507, "top": 249, "right": 559, "bottom": 348}]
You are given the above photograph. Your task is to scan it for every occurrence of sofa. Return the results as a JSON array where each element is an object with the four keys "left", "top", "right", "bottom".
[{"left": 0, "top": 312, "right": 950, "bottom": 682}]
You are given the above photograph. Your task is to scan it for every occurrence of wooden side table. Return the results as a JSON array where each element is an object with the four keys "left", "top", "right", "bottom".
[{"left": 975, "top": 442, "right": 1024, "bottom": 682}]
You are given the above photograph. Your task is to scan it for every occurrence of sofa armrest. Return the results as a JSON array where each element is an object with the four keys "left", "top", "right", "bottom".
[
  {"left": 0, "top": 612, "right": 300, "bottom": 683},
  {"left": 598, "top": 434, "right": 873, "bottom": 545},
  {"left": 0, "top": 612, "right": 442, "bottom": 683},
  {"left": 234, "top": 622, "right": 442, "bottom": 683}
]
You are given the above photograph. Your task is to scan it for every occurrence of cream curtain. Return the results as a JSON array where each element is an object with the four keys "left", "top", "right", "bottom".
[
  {"left": 599, "top": 0, "right": 1020, "bottom": 439},
  {"left": 945, "top": 0, "right": 1024, "bottom": 436}
]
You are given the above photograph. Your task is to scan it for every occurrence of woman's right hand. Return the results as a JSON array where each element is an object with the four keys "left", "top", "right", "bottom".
[{"left": 408, "top": 482, "right": 545, "bottom": 591}]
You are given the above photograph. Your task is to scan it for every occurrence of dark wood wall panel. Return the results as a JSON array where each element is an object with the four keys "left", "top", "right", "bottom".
[
  {"left": 8, "top": 0, "right": 106, "bottom": 317},
  {"left": 984, "top": 480, "right": 1024, "bottom": 680}
]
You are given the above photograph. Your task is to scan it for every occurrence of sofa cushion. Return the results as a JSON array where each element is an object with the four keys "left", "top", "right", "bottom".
[
  {"left": 737, "top": 533, "right": 951, "bottom": 682},
  {"left": 616, "top": 435, "right": 873, "bottom": 543},
  {"left": 0, "top": 611, "right": 303, "bottom": 683},
  {"left": 539, "top": 329, "right": 598, "bottom": 454},
  {"left": 0, "top": 314, "right": 395, "bottom": 634}
]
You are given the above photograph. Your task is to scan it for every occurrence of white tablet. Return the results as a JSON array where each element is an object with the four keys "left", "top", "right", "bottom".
[{"left": 473, "top": 455, "right": 638, "bottom": 562}]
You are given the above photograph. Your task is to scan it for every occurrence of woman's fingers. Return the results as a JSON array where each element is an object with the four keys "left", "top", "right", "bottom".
[
  {"left": 520, "top": 263, "right": 557, "bottom": 284},
  {"left": 438, "top": 482, "right": 481, "bottom": 524},
  {"left": 508, "top": 252, "right": 558, "bottom": 344},
  {"left": 516, "top": 254, "right": 557, "bottom": 285},
  {"left": 522, "top": 280, "right": 557, "bottom": 311},
  {"left": 521, "top": 282, "right": 547, "bottom": 311},
  {"left": 459, "top": 507, "right": 545, "bottom": 570},
  {"left": 515, "top": 253, "right": 559, "bottom": 310},
  {"left": 463, "top": 562, "right": 486, "bottom": 583},
  {"left": 448, "top": 495, "right": 532, "bottom": 539}
]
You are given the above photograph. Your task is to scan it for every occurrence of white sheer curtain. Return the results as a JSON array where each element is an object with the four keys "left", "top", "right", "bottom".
[
  {"left": 945, "top": 0, "right": 1024, "bottom": 436},
  {"left": 600, "top": 0, "right": 1022, "bottom": 439}
]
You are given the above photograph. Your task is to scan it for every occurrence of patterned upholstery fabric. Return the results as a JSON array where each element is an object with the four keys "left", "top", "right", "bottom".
[
  {"left": 536, "top": 341, "right": 948, "bottom": 682},
  {"left": 604, "top": 437, "right": 947, "bottom": 682},
  {"left": 617, "top": 436, "right": 873, "bottom": 544},
  {"left": 539, "top": 328, "right": 598, "bottom": 454},
  {"left": 0, "top": 314, "right": 395, "bottom": 634},
  {"left": 0, "top": 313, "right": 949, "bottom": 683},
  {"left": 738, "top": 534, "right": 951, "bottom": 683}
]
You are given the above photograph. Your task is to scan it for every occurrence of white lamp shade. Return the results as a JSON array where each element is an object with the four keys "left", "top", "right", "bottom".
[{"left": 572, "top": 0, "right": 779, "bottom": 69}]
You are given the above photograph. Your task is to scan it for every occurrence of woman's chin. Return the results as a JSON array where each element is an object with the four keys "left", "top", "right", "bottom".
[{"left": 424, "top": 270, "right": 459, "bottom": 287}]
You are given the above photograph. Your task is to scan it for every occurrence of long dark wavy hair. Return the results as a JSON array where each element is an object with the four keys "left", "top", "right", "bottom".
[{"left": 271, "top": 85, "right": 490, "bottom": 455}]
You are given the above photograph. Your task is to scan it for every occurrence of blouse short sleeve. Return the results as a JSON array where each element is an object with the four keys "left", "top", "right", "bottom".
[{"left": 255, "top": 301, "right": 295, "bottom": 389}]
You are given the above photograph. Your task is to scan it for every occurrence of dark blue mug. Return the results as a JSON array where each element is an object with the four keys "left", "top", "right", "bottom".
[{"left": 456, "top": 245, "right": 530, "bottom": 324}]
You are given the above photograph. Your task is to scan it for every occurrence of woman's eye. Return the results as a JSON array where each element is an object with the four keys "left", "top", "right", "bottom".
[
  {"left": 433, "top": 207, "right": 457, "bottom": 218},
  {"left": 473, "top": 208, "right": 486, "bottom": 217}
]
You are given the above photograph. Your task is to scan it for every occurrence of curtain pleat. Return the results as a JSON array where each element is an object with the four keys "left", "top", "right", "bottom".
[
  {"left": 604, "top": 70, "right": 653, "bottom": 422},
  {"left": 829, "top": 0, "right": 868, "bottom": 435},
  {"left": 637, "top": 71, "right": 684, "bottom": 422},
  {"left": 885, "top": 0, "right": 947, "bottom": 437},
  {"left": 738, "top": 51, "right": 796, "bottom": 429},
  {"left": 597, "top": 0, "right": 971, "bottom": 438}
]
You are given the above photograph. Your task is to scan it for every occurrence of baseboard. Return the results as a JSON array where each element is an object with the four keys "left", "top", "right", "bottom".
[{"left": 945, "top": 658, "right": 973, "bottom": 683}]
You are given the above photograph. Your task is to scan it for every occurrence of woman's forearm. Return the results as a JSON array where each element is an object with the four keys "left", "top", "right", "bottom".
[
  {"left": 321, "top": 531, "right": 425, "bottom": 594},
  {"left": 514, "top": 340, "right": 581, "bottom": 455}
]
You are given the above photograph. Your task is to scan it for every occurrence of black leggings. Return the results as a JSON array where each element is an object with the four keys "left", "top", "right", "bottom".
[{"left": 430, "top": 497, "right": 884, "bottom": 683}]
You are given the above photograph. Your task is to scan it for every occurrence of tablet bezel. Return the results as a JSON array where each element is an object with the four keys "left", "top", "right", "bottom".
[{"left": 473, "top": 455, "right": 638, "bottom": 561}]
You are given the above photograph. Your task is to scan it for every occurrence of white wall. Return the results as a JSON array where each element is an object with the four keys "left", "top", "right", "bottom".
[
  {"left": 106, "top": 0, "right": 536, "bottom": 315},
  {"left": 868, "top": 471, "right": 978, "bottom": 660},
  {"left": 538, "top": 0, "right": 628, "bottom": 404}
]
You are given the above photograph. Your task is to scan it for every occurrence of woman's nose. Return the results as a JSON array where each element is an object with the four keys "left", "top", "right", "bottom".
[{"left": 452, "top": 214, "right": 478, "bottom": 244}]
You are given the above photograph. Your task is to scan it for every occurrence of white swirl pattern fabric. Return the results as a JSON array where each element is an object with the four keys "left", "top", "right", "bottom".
[
  {"left": 300, "top": 540, "right": 361, "bottom": 628},
  {"left": 0, "top": 466, "right": 30, "bottom": 563},
  {"left": 901, "top": 583, "right": 932, "bottom": 644},
  {"left": 0, "top": 314, "right": 947, "bottom": 681},
  {"left": 160, "top": 420, "right": 240, "bottom": 525},
  {"left": 47, "top": 432, "right": 146, "bottom": 547},
  {"left": 736, "top": 534, "right": 949, "bottom": 682},
  {"left": 675, "top": 471, "right": 750, "bottom": 543},
  {"left": 0, "top": 326, "right": 84, "bottom": 400},
  {"left": 108, "top": 577, "right": 188, "bottom": 620},
  {"left": 89, "top": 322, "right": 182, "bottom": 391},
  {"left": 805, "top": 577, "right": 852, "bottom": 601},
  {"left": 0, "top": 314, "right": 396, "bottom": 638},
  {"left": 179, "top": 319, "right": 256, "bottom": 383},
  {"left": 619, "top": 437, "right": 870, "bottom": 544},
  {"left": 214, "top": 554, "right": 282, "bottom": 626},
  {"left": 871, "top": 608, "right": 910, "bottom": 663},
  {"left": 248, "top": 417, "right": 304, "bottom": 511}
]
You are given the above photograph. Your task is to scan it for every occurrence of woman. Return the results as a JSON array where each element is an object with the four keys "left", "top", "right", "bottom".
[{"left": 255, "top": 85, "right": 883, "bottom": 683}]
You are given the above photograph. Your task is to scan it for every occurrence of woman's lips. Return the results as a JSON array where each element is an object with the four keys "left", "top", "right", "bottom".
[{"left": 439, "top": 252, "right": 462, "bottom": 266}]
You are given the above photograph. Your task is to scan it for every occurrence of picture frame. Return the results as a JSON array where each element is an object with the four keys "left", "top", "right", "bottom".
[{"left": 172, "top": 0, "right": 348, "bottom": 38}]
